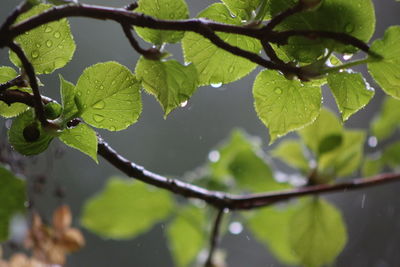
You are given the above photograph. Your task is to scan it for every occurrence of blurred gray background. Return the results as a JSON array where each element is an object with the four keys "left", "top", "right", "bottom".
[{"left": 1, "top": 0, "right": 400, "bottom": 266}]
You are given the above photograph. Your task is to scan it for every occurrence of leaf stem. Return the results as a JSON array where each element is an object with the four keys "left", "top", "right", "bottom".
[{"left": 205, "top": 208, "right": 225, "bottom": 267}]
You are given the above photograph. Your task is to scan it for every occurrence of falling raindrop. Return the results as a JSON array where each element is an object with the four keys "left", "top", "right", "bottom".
[
  {"left": 229, "top": 222, "right": 243, "bottom": 235},
  {"left": 180, "top": 100, "right": 188, "bottom": 107},
  {"left": 211, "top": 82, "right": 222, "bottom": 88},
  {"left": 342, "top": 54, "right": 353, "bottom": 61},
  {"left": 208, "top": 150, "right": 220, "bottom": 162},
  {"left": 361, "top": 194, "right": 366, "bottom": 208}
]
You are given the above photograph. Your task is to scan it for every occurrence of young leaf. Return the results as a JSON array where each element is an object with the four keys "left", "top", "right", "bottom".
[
  {"left": 0, "top": 165, "right": 26, "bottom": 241},
  {"left": 269, "top": 0, "right": 375, "bottom": 62},
  {"left": 210, "top": 130, "right": 289, "bottom": 192},
  {"left": 9, "top": 4, "right": 76, "bottom": 74},
  {"left": 166, "top": 206, "right": 206, "bottom": 267},
  {"left": 81, "top": 177, "right": 173, "bottom": 239},
  {"left": 247, "top": 206, "right": 299, "bottom": 265},
  {"left": 298, "top": 108, "right": 342, "bottom": 154},
  {"left": 221, "top": 0, "right": 262, "bottom": 20},
  {"left": 368, "top": 26, "right": 400, "bottom": 99},
  {"left": 382, "top": 141, "right": 400, "bottom": 169},
  {"left": 0, "top": 66, "right": 29, "bottom": 118},
  {"left": 134, "top": 0, "right": 189, "bottom": 44},
  {"left": 371, "top": 96, "right": 400, "bottom": 141},
  {"left": 289, "top": 198, "right": 347, "bottom": 267},
  {"left": 75, "top": 62, "right": 142, "bottom": 131},
  {"left": 272, "top": 139, "right": 310, "bottom": 172},
  {"left": 59, "top": 75, "right": 78, "bottom": 122},
  {"left": 182, "top": 3, "right": 261, "bottom": 85},
  {"left": 253, "top": 70, "right": 322, "bottom": 143},
  {"left": 59, "top": 123, "right": 98, "bottom": 163},
  {"left": 318, "top": 130, "right": 366, "bottom": 177},
  {"left": 327, "top": 71, "right": 374, "bottom": 121},
  {"left": 317, "top": 134, "right": 343, "bottom": 156},
  {"left": 361, "top": 156, "right": 383, "bottom": 177},
  {"left": 135, "top": 57, "right": 198, "bottom": 116},
  {"left": 8, "top": 109, "right": 53, "bottom": 155}
]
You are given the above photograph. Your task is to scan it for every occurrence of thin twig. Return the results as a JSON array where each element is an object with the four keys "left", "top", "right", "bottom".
[
  {"left": 263, "top": 1, "right": 304, "bottom": 31},
  {"left": 7, "top": 42, "right": 48, "bottom": 127},
  {"left": 205, "top": 209, "right": 225, "bottom": 267},
  {"left": 121, "top": 23, "right": 163, "bottom": 60},
  {"left": 0, "top": 75, "right": 26, "bottom": 92}
]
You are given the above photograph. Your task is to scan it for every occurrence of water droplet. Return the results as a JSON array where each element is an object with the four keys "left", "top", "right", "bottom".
[
  {"left": 229, "top": 222, "right": 243, "bottom": 235},
  {"left": 228, "top": 65, "right": 235, "bottom": 73},
  {"left": 208, "top": 150, "right": 220, "bottom": 162},
  {"left": 43, "top": 68, "right": 52, "bottom": 74},
  {"left": 274, "top": 87, "right": 282, "bottom": 94},
  {"left": 110, "top": 126, "right": 116, "bottom": 131},
  {"left": 76, "top": 91, "right": 82, "bottom": 97},
  {"left": 100, "top": 85, "right": 104, "bottom": 90},
  {"left": 342, "top": 53, "right": 353, "bottom": 61},
  {"left": 31, "top": 50, "right": 39, "bottom": 59},
  {"left": 35, "top": 43, "right": 41, "bottom": 48},
  {"left": 180, "top": 100, "right": 188, "bottom": 107},
  {"left": 93, "top": 114, "right": 105, "bottom": 122},
  {"left": 368, "top": 136, "right": 378, "bottom": 147},
  {"left": 344, "top": 23, "right": 354, "bottom": 33},
  {"left": 53, "top": 31, "right": 61, "bottom": 39},
  {"left": 44, "top": 26, "right": 52, "bottom": 33},
  {"left": 111, "top": 81, "right": 116, "bottom": 85},
  {"left": 93, "top": 101, "right": 105, "bottom": 110},
  {"left": 211, "top": 82, "right": 222, "bottom": 88},
  {"left": 46, "top": 40, "right": 53, "bottom": 47},
  {"left": 58, "top": 44, "right": 63, "bottom": 49}
]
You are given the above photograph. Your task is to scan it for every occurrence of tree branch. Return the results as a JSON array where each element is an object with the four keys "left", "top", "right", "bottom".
[
  {"left": 0, "top": 75, "right": 26, "bottom": 92},
  {"left": 1, "top": 3, "right": 375, "bottom": 78},
  {"left": 205, "top": 208, "right": 225, "bottom": 267}
]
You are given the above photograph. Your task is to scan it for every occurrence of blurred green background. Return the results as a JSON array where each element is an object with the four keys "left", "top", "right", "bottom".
[{"left": 1, "top": 0, "right": 400, "bottom": 266}]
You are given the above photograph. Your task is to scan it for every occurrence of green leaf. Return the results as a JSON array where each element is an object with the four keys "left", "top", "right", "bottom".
[
  {"left": 59, "top": 75, "right": 78, "bottom": 121},
  {"left": 318, "top": 130, "right": 366, "bottom": 177},
  {"left": 59, "top": 123, "right": 98, "bottom": 163},
  {"left": 269, "top": 0, "right": 375, "bottom": 62},
  {"left": 0, "top": 165, "right": 26, "bottom": 241},
  {"left": 382, "top": 141, "right": 400, "bottom": 169},
  {"left": 221, "top": 0, "right": 262, "bottom": 20},
  {"left": 167, "top": 206, "right": 206, "bottom": 267},
  {"left": 182, "top": 3, "right": 261, "bottom": 85},
  {"left": 10, "top": 4, "right": 76, "bottom": 74},
  {"left": 75, "top": 62, "right": 142, "bottom": 131},
  {"left": 247, "top": 205, "right": 299, "bottom": 265},
  {"left": 253, "top": 70, "right": 322, "bottom": 143},
  {"left": 368, "top": 26, "right": 400, "bottom": 99},
  {"left": 134, "top": 0, "right": 189, "bottom": 44},
  {"left": 298, "top": 108, "right": 342, "bottom": 154},
  {"left": 44, "top": 102, "right": 62, "bottom": 120},
  {"left": 81, "top": 177, "right": 173, "bottom": 239},
  {"left": 361, "top": 156, "right": 383, "bottom": 177},
  {"left": 371, "top": 96, "right": 400, "bottom": 140},
  {"left": 327, "top": 71, "right": 374, "bottom": 121},
  {"left": 211, "top": 130, "right": 288, "bottom": 192},
  {"left": 317, "top": 134, "right": 343, "bottom": 156},
  {"left": 8, "top": 109, "right": 53, "bottom": 155},
  {"left": 289, "top": 198, "right": 347, "bottom": 267},
  {"left": 135, "top": 57, "right": 198, "bottom": 116},
  {"left": 272, "top": 139, "right": 310, "bottom": 172},
  {"left": 0, "top": 66, "right": 29, "bottom": 118}
]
